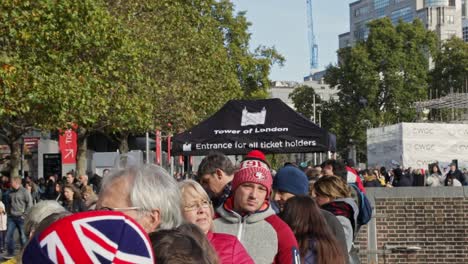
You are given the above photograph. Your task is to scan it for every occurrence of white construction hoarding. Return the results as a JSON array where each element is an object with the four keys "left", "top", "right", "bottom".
[{"left": 367, "top": 123, "right": 468, "bottom": 169}]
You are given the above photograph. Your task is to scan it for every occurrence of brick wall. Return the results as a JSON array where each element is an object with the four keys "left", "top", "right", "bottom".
[{"left": 354, "top": 187, "right": 468, "bottom": 264}]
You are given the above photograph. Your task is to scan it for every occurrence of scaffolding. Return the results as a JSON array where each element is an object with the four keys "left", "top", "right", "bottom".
[
  {"left": 414, "top": 92, "right": 468, "bottom": 122},
  {"left": 414, "top": 92, "right": 468, "bottom": 110}
]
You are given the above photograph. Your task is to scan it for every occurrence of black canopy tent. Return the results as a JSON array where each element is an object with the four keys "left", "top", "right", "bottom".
[{"left": 171, "top": 98, "right": 336, "bottom": 156}]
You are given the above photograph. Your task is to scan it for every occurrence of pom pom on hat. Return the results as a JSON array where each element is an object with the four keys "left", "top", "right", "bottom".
[{"left": 244, "top": 150, "right": 270, "bottom": 168}]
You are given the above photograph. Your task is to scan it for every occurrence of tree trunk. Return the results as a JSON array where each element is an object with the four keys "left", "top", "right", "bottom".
[
  {"left": 76, "top": 132, "right": 88, "bottom": 176},
  {"left": 118, "top": 132, "right": 130, "bottom": 154},
  {"left": 9, "top": 138, "right": 21, "bottom": 178}
]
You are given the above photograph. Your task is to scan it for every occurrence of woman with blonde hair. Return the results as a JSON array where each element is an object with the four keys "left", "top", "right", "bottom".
[
  {"left": 312, "top": 176, "right": 359, "bottom": 263},
  {"left": 179, "top": 180, "right": 253, "bottom": 264},
  {"left": 81, "top": 186, "right": 98, "bottom": 210}
]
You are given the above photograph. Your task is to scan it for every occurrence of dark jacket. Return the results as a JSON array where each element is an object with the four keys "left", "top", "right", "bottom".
[
  {"left": 394, "top": 171, "right": 413, "bottom": 187},
  {"left": 445, "top": 169, "right": 465, "bottom": 186},
  {"left": 64, "top": 199, "right": 86, "bottom": 213},
  {"left": 320, "top": 209, "right": 349, "bottom": 260},
  {"left": 364, "top": 180, "right": 381, "bottom": 188}
]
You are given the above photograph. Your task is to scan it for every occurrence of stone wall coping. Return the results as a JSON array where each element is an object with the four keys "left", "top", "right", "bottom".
[{"left": 364, "top": 187, "right": 468, "bottom": 206}]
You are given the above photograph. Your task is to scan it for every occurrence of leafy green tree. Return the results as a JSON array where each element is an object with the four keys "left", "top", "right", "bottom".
[
  {"left": 430, "top": 37, "right": 468, "bottom": 95},
  {"left": 106, "top": 0, "right": 284, "bottom": 133},
  {"left": 0, "top": 0, "right": 148, "bottom": 175},
  {"left": 289, "top": 85, "right": 322, "bottom": 121},
  {"left": 323, "top": 18, "right": 437, "bottom": 159}
]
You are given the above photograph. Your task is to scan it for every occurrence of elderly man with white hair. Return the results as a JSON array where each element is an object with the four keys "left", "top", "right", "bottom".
[{"left": 96, "top": 164, "right": 183, "bottom": 233}]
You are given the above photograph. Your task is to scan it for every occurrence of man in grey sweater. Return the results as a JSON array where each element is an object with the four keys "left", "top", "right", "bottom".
[{"left": 4, "top": 177, "right": 32, "bottom": 259}]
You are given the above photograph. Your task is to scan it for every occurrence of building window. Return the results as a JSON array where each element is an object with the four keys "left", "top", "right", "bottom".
[
  {"left": 394, "top": 0, "right": 407, "bottom": 4},
  {"left": 449, "top": 0, "right": 455, "bottom": 6},
  {"left": 355, "top": 6, "right": 370, "bottom": 17},
  {"left": 425, "top": 0, "right": 449, "bottom": 6},
  {"left": 374, "top": 0, "right": 390, "bottom": 10},
  {"left": 446, "top": 15, "right": 454, "bottom": 24},
  {"left": 463, "top": 26, "right": 468, "bottom": 42},
  {"left": 463, "top": 1, "right": 466, "bottom": 18},
  {"left": 391, "top": 7, "right": 414, "bottom": 24}
]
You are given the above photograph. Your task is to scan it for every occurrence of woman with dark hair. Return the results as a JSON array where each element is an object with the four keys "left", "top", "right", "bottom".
[
  {"left": 177, "top": 223, "right": 220, "bottom": 264},
  {"left": 280, "top": 196, "right": 346, "bottom": 264},
  {"left": 62, "top": 184, "right": 86, "bottom": 213},
  {"left": 427, "top": 163, "right": 443, "bottom": 186},
  {"left": 150, "top": 228, "right": 216, "bottom": 264}
]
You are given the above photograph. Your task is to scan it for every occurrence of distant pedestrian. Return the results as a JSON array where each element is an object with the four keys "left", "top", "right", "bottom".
[
  {"left": 62, "top": 184, "right": 86, "bottom": 213},
  {"left": 82, "top": 186, "right": 98, "bottom": 210},
  {"left": 363, "top": 169, "right": 381, "bottom": 188},
  {"left": 445, "top": 163, "right": 465, "bottom": 186},
  {"left": 0, "top": 200, "right": 6, "bottom": 253},
  {"left": 4, "top": 177, "right": 33, "bottom": 260},
  {"left": 427, "top": 164, "right": 442, "bottom": 187}
]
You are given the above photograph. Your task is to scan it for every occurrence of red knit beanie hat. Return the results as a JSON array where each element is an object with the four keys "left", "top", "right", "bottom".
[{"left": 232, "top": 160, "right": 273, "bottom": 198}]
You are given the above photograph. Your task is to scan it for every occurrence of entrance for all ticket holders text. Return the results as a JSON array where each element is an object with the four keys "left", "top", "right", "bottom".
[{"left": 171, "top": 98, "right": 336, "bottom": 156}]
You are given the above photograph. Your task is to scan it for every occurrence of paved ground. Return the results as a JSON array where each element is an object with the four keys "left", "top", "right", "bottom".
[{"left": 0, "top": 232, "right": 22, "bottom": 263}]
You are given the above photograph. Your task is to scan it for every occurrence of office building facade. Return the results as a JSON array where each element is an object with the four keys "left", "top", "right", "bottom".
[{"left": 340, "top": 0, "right": 466, "bottom": 48}]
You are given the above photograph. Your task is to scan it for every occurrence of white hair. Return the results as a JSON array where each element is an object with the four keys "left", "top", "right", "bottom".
[
  {"left": 179, "top": 180, "right": 210, "bottom": 203},
  {"left": 179, "top": 180, "right": 215, "bottom": 229},
  {"left": 102, "top": 164, "right": 183, "bottom": 230},
  {"left": 25, "top": 201, "right": 67, "bottom": 235}
]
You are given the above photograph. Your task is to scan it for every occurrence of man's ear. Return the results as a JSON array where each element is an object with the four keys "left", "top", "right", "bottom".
[
  {"left": 147, "top": 208, "right": 161, "bottom": 233},
  {"left": 215, "top": 168, "right": 224, "bottom": 180}
]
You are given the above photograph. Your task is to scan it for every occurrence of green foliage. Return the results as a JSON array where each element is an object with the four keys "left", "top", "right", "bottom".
[
  {"left": 106, "top": 0, "right": 283, "bottom": 132},
  {"left": 289, "top": 85, "right": 322, "bottom": 120},
  {"left": 323, "top": 18, "right": 437, "bottom": 159},
  {"left": 430, "top": 37, "right": 468, "bottom": 95},
  {"left": 0, "top": 0, "right": 150, "bottom": 174},
  {"left": 0, "top": 0, "right": 282, "bottom": 174}
]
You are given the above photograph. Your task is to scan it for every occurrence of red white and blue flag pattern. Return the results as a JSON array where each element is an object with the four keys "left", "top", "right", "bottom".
[{"left": 24, "top": 211, "right": 154, "bottom": 264}]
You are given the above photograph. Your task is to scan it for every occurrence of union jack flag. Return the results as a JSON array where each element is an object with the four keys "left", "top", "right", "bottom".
[{"left": 23, "top": 211, "right": 154, "bottom": 264}]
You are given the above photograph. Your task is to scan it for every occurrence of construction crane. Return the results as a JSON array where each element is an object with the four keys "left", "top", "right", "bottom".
[{"left": 306, "top": 0, "right": 319, "bottom": 73}]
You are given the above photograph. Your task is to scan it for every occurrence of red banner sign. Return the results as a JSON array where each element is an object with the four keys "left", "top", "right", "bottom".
[
  {"left": 59, "top": 129, "right": 77, "bottom": 164},
  {"left": 155, "top": 130, "right": 161, "bottom": 165}
]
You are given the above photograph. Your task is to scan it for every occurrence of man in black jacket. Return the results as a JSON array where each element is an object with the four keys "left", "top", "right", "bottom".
[{"left": 445, "top": 163, "right": 465, "bottom": 186}]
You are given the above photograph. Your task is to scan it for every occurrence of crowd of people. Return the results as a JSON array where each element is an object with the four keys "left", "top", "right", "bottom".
[
  {"left": 0, "top": 150, "right": 465, "bottom": 264},
  {"left": 300, "top": 160, "right": 468, "bottom": 188}
]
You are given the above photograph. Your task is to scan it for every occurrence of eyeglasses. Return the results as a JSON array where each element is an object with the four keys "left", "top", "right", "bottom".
[
  {"left": 98, "top": 206, "right": 142, "bottom": 212},
  {"left": 183, "top": 200, "right": 212, "bottom": 212}
]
